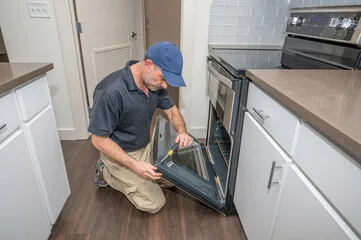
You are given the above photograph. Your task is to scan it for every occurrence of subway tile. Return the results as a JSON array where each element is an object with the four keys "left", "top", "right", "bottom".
[
  {"left": 224, "top": 6, "right": 251, "bottom": 16},
  {"left": 277, "top": 8, "right": 289, "bottom": 18},
  {"left": 209, "top": 25, "right": 223, "bottom": 35},
  {"left": 277, "top": 0, "right": 291, "bottom": 6},
  {"left": 319, "top": 0, "right": 342, "bottom": 5},
  {"left": 289, "top": 0, "right": 303, "bottom": 7},
  {"left": 210, "top": 6, "right": 224, "bottom": 15},
  {"left": 274, "top": 25, "right": 287, "bottom": 35},
  {"left": 210, "top": 15, "right": 238, "bottom": 25},
  {"left": 209, "top": 35, "right": 235, "bottom": 44},
  {"left": 238, "top": 0, "right": 266, "bottom": 6},
  {"left": 310, "top": 0, "right": 322, "bottom": 6},
  {"left": 223, "top": 26, "right": 249, "bottom": 35},
  {"left": 260, "top": 35, "right": 285, "bottom": 45},
  {"left": 249, "top": 26, "right": 275, "bottom": 36},
  {"left": 251, "top": 6, "right": 278, "bottom": 17},
  {"left": 212, "top": 0, "right": 238, "bottom": 5},
  {"left": 235, "top": 35, "right": 261, "bottom": 44},
  {"left": 265, "top": 0, "right": 278, "bottom": 6},
  {"left": 263, "top": 17, "right": 287, "bottom": 27},
  {"left": 237, "top": 16, "right": 263, "bottom": 26}
]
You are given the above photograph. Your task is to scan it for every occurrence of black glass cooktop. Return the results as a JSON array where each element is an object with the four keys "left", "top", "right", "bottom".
[{"left": 209, "top": 48, "right": 283, "bottom": 78}]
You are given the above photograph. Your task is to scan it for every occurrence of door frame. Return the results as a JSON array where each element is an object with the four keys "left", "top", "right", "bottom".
[
  {"left": 53, "top": 0, "right": 146, "bottom": 139},
  {"left": 53, "top": 0, "right": 211, "bottom": 140}
]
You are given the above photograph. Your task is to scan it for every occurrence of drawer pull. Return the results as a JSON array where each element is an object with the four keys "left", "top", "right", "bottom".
[
  {"left": 0, "top": 123, "right": 6, "bottom": 131},
  {"left": 267, "top": 161, "right": 282, "bottom": 190},
  {"left": 252, "top": 108, "right": 269, "bottom": 120}
]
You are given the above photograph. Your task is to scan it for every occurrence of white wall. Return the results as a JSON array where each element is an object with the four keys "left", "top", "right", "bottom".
[
  {"left": 209, "top": 0, "right": 289, "bottom": 45},
  {"left": 289, "top": 0, "right": 361, "bottom": 8},
  {"left": 0, "top": 0, "right": 75, "bottom": 138},
  {"left": 180, "top": 0, "right": 211, "bottom": 138}
]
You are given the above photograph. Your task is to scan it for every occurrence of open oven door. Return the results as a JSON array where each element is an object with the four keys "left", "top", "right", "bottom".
[{"left": 151, "top": 116, "right": 226, "bottom": 213}]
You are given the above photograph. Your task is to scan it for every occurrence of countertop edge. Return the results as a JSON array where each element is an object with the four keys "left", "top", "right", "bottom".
[
  {"left": 0, "top": 63, "right": 54, "bottom": 95},
  {"left": 245, "top": 70, "right": 361, "bottom": 165}
]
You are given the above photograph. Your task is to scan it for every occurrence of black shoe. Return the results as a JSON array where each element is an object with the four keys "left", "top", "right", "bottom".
[{"left": 94, "top": 158, "right": 108, "bottom": 188}]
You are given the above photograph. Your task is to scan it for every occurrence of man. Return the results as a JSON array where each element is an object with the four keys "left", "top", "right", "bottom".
[{"left": 88, "top": 42, "right": 193, "bottom": 213}]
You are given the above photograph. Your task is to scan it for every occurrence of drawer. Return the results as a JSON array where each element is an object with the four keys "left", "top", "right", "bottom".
[
  {"left": 247, "top": 82, "right": 299, "bottom": 156},
  {"left": 0, "top": 93, "right": 21, "bottom": 142},
  {"left": 16, "top": 76, "right": 50, "bottom": 121},
  {"left": 294, "top": 124, "right": 361, "bottom": 235}
]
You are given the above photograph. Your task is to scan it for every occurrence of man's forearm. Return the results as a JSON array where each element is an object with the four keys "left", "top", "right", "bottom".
[
  {"left": 166, "top": 106, "right": 187, "bottom": 134},
  {"left": 91, "top": 135, "right": 137, "bottom": 169}
]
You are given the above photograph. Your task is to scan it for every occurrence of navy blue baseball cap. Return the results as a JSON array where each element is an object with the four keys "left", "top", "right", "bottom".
[{"left": 145, "top": 41, "right": 186, "bottom": 87}]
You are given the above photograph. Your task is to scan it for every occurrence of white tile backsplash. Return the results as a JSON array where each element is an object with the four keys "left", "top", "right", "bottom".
[
  {"left": 251, "top": 6, "right": 279, "bottom": 17},
  {"left": 210, "top": 6, "right": 224, "bottom": 15},
  {"left": 249, "top": 26, "right": 275, "bottom": 35},
  {"left": 210, "top": 16, "right": 238, "bottom": 25},
  {"left": 209, "top": 0, "right": 288, "bottom": 45},
  {"left": 223, "top": 26, "right": 249, "bottom": 35},
  {"left": 224, "top": 6, "right": 251, "bottom": 16},
  {"left": 237, "top": 16, "right": 264, "bottom": 26},
  {"left": 212, "top": 0, "right": 238, "bottom": 5},
  {"left": 209, "top": 25, "right": 223, "bottom": 35}
]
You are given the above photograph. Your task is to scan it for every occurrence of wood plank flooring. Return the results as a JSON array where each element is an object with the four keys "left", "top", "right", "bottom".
[{"left": 49, "top": 139, "right": 245, "bottom": 240}]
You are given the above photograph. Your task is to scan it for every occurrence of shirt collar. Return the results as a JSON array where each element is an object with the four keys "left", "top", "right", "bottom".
[{"left": 122, "top": 60, "right": 139, "bottom": 91}]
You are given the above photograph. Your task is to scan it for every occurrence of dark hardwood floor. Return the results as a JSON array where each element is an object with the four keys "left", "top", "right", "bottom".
[{"left": 49, "top": 139, "right": 245, "bottom": 240}]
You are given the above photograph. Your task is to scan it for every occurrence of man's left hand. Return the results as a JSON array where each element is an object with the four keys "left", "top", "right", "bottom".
[{"left": 175, "top": 132, "right": 193, "bottom": 148}]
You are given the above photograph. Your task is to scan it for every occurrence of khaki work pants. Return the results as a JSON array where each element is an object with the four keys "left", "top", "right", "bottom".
[{"left": 101, "top": 143, "right": 167, "bottom": 213}]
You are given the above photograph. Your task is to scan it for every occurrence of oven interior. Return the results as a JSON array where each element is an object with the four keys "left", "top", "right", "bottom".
[{"left": 206, "top": 104, "right": 232, "bottom": 198}]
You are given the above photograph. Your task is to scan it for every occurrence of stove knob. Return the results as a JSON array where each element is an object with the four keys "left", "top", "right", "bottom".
[
  {"left": 341, "top": 18, "right": 358, "bottom": 30},
  {"left": 295, "top": 16, "right": 304, "bottom": 26},
  {"left": 329, "top": 17, "right": 342, "bottom": 28}
]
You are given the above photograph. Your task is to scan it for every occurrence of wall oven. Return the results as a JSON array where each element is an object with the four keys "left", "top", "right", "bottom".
[{"left": 151, "top": 58, "right": 245, "bottom": 215}]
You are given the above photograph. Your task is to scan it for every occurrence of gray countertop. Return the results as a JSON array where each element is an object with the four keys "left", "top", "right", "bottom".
[
  {"left": 0, "top": 63, "right": 53, "bottom": 94},
  {"left": 246, "top": 69, "right": 361, "bottom": 164}
]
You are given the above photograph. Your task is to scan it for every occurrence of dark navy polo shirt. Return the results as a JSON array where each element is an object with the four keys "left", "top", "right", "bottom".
[{"left": 88, "top": 60, "right": 174, "bottom": 152}]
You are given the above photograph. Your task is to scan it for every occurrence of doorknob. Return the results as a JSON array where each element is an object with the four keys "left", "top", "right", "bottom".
[{"left": 131, "top": 32, "right": 137, "bottom": 38}]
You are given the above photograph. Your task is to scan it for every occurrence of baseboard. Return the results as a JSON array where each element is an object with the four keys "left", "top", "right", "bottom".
[
  {"left": 189, "top": 127, "right": 207, "bottom": 139},
  {"left": 58, "top": 128, "right": 77, "bottom": 140}
]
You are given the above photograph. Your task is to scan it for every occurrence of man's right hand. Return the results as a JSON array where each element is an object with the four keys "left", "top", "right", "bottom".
[{"left": 131, "top": 162, "right": 162, "bottom": 180}]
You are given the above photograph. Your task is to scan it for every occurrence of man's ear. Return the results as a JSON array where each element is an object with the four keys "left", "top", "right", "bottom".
[{"left": 144, "top": 59, "right": 155, "bottom": 72}]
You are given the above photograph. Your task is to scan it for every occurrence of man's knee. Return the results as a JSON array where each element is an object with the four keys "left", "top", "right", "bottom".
[{"left": 135, "top": 192, "right": 166, "bottom": 213}]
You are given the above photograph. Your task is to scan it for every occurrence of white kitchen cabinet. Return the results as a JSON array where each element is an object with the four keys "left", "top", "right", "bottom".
[
  {"left": 294, "top": 124, "right": 361, "bottom": 235},
  {"left": 271, "top": 164, "right": 358, "bottom": 240},
  {"left": 0, "top": 130, "right": 50, "bottom": 240},
  {"left": 234, "top": 112, "right": 291, "bottom": 240},
  {"left": 24, "top": 105, "right": 70, "bottom": 224}
]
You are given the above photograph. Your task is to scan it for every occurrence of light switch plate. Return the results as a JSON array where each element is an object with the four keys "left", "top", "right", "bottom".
[{"left": 27, "top": 1, "right": 51, "bottom": 18}]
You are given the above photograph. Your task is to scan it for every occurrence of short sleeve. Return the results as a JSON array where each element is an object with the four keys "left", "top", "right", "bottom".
[
  {"left": 88, "top": 89, "right": 122, "bottom": 137},
  {"left": 157, "top": 89, "right": 175, "bottom": 110}
]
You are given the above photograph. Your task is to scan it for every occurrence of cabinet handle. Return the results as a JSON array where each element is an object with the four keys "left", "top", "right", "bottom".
[
  {"left": 252, "top": 108, "right": 269, "bottom": 121},
  {"left": 267, "top": 161, "right": 282, "bottom": 190},
  {"left": 0, "top": 123, "right": 6, "bottom": 131}
]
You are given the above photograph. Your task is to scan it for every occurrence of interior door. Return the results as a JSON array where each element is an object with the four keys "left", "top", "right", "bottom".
[
  {"left": 152, "top": 116, "right": 226, "bottom": 212},
  {"left": 75, "top": 0, "right": 137, "bottom": 106},
  {"left": 145, "top": 0, "right": 181, "bottom": 135}
]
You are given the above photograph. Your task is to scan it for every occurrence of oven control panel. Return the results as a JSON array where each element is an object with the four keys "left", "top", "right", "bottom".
[{"left": 286, "top": 6, "right": 361, "bottom": 45}]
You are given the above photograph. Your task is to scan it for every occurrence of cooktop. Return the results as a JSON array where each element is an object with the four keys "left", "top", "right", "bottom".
[{"left": 209, "top": 48, "right": 283, "bottom": 78}]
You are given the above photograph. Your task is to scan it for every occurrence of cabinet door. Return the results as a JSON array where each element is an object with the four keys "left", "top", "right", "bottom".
[
  {"left": 0, "top": 130, "right": 50, "bottom": 240},
  {"left": 234, "top": 112, "right": 290, "bottom": 240},
  {"left": 271, "top": 164, "right": 358, "bottom": 240},
  {"left": 25, "top": 105, "right": 70, "bottom": 224}
]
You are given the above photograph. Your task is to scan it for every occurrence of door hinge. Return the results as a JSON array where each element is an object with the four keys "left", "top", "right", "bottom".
[{"left": 76, "top": 21, "right": 82, "bottom": 34}]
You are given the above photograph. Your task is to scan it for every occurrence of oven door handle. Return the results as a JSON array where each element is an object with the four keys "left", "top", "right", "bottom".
[{"left": 207, "top": 60, "right": 233, "bottom": 89}]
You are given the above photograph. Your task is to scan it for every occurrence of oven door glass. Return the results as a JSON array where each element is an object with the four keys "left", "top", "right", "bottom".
[{"left": 151, "top": 116, "right": 225, "bottom": 212}]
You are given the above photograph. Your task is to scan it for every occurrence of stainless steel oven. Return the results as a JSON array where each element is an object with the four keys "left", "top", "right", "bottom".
[{"left": 151, "top": 58, "right": 244, "bottom": 215}]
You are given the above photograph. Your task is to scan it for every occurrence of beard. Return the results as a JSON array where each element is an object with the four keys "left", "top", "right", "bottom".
[{"left": 142, "top": 73, "right": 161, "bottom": 91}]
